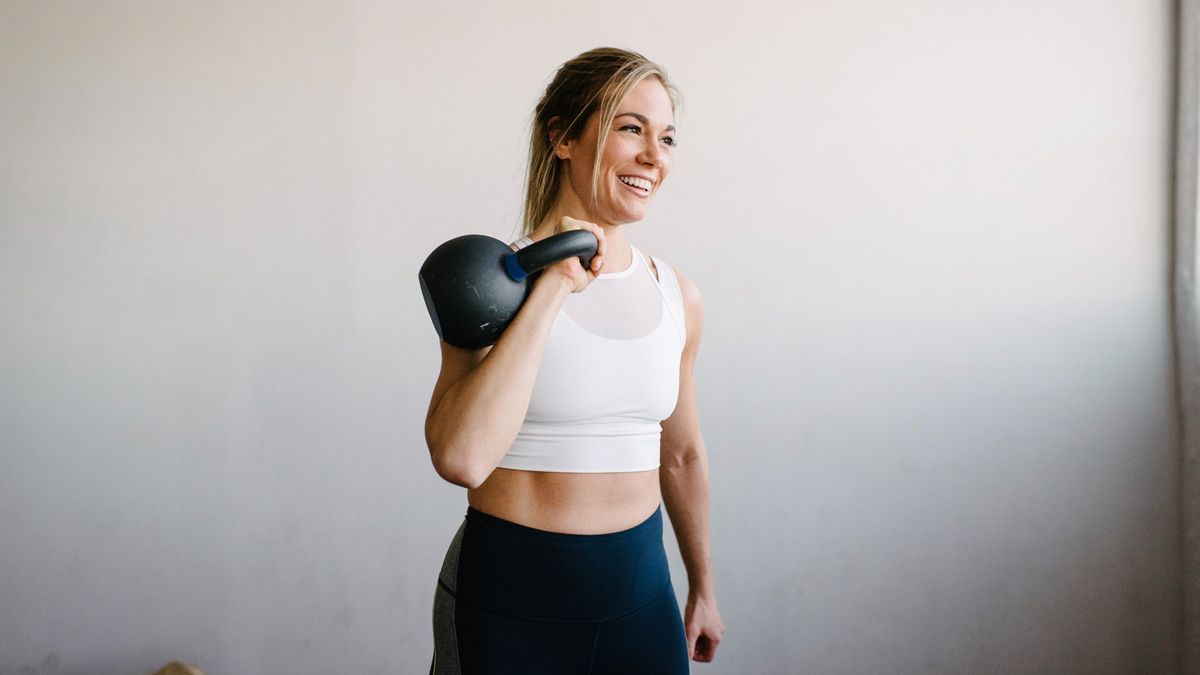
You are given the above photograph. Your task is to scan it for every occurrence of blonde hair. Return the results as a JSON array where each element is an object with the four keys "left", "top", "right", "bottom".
[
  {"left": 522, "top": 47, "right": 681, "bottom": 236},
  {"left": 152, "top": 662, "right": 205, "bottom": 675}
]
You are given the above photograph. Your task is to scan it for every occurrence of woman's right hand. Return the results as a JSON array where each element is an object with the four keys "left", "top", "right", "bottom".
[{"left": 536, "top": 216, "right": 607, "bottom": 294}]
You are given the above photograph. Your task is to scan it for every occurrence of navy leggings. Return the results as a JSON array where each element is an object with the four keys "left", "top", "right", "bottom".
[{"left": 430, "top": 505, "right": 689, "bottom": 674}]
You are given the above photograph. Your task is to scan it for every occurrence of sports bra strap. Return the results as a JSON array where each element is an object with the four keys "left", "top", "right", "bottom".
[{"left": 635, "top": 246, "right": 686, "bottom": 343}]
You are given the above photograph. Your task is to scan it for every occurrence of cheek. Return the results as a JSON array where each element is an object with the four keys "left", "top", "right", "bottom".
[
  {"left": 657, "top": 161, "right": 672, "bottom": 186},
  {"left": 605, "top": 137, "right": 639, "bottom": 163}
]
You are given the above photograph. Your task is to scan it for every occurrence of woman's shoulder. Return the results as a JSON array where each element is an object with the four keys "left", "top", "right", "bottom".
[{"left": 639, "top": 249, "right": 703, "bottom": 323}]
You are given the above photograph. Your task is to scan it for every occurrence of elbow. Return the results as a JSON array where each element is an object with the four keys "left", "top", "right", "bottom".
[
  {"left": 660, "top": 452, "right": 698, "bottom": 472},
  {"left": 436, "top": 462, "right": 484, "bottom": 489},
  {"left": 660, "top": 441, "right": 703, "bottom": 472},
  {"left": 427, "top": 438, "right": 487, "bottom": 489},
  {"left": 437, "top": 459, "right": 486, "bottom": 489},
  {"left": 426, "top": 418, "right": 502, "bottom": 489}
]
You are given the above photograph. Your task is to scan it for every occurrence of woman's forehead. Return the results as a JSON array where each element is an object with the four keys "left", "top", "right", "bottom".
[{"left": 615, "top": 80, "right": 675, "bottom": 126}]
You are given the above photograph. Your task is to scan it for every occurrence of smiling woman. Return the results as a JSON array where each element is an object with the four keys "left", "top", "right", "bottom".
[
  {"left": 538, "top": 79, "right": 678, "bottom": 230},
  {"left": 424, "top": 47, "right": 724, "bottom": 674},
  {"left": 548, "top": 85, "right": 677, "bottom": 229},
  {"left": 521, "top": 49, "right": 682, "bottom": 237}
]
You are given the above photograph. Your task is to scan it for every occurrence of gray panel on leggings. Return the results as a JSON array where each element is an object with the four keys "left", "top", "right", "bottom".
[{"left": 431, "top": 521, "right": 465, "bottom": 675}]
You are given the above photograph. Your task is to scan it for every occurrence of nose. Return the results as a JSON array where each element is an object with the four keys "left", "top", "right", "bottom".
[{"left": 637, "top": 136, "right": 666, "bottom": 168}]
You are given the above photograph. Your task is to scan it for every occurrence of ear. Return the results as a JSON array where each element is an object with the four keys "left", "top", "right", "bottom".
[{"left": 548, "top": 116, "right": 572, "bottom": 160}]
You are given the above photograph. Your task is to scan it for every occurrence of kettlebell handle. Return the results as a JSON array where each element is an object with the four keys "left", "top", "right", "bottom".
[{"left": 504, "top": 230, "right": 598, "bottom": 282}]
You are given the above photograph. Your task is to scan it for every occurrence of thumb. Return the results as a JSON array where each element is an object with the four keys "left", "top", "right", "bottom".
[{"left": 558, "top": 216, "right": 585, "bottom": 232}]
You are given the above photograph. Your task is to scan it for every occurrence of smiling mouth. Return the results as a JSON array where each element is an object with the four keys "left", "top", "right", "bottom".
[{"left": 618, "top": 175, "right": 653, "bottom": 194}]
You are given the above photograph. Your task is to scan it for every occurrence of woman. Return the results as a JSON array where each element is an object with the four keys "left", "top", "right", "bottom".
[{"left": 426, "top": 47, "right": 723, "bottom": 674}]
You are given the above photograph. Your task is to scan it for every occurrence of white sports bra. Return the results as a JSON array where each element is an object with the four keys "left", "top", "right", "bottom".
[{"left": 496, "top": 241, "right": 687, "bottom": 473}]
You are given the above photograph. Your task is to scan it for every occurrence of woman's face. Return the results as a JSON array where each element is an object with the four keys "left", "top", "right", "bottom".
[{"left": 558, "top": 78, "right": 676, "bottom": 227}]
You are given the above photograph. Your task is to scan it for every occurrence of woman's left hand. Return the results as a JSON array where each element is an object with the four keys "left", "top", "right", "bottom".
[{"left": 684, "top": 589, "right": 724, "bottom": 662}]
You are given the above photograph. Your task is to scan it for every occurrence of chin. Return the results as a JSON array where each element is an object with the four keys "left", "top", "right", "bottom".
[
  {"left": 619, "top": 201, "right": 652, "bottom": 222},
  {"left": 610, "top": 211, "right": 646, "bottom": 226}
]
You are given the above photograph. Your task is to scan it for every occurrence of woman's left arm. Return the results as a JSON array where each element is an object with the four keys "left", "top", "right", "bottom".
[{"left": 660, "top": 268, "right": 725, "bottom": 663}]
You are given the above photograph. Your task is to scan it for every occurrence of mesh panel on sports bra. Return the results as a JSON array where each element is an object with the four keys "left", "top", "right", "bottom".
[{"left": 562, "top": 249, "right": 663, "bottom": 340}]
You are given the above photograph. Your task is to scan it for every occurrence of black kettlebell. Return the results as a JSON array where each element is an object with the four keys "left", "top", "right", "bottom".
[{"left": 419, "top": 230, "right": 598, "bottom": 349}]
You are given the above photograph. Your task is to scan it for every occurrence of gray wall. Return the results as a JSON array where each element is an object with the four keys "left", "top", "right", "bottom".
[
  {"left": 1178, "top": 1, "right": 1200, "bottom": 669},
  {"left": 0, "top": 1, "right": 1181, "bottom": 673}
]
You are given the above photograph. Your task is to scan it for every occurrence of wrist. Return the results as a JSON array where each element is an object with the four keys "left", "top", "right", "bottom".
[
  {"left": 687, "top": 570, "right": 716, "bottom": 596},
  {"left": 533, "top": 268, "right": 575, "bottom": 298}
]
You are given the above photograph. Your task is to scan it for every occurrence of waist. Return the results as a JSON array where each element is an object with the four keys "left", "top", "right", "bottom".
[
  {"left": 449, "top": 504, "right": 670, "bottom": 622},
  {"left": 469, "top": 467, "right": 661, "bottom": 534}
]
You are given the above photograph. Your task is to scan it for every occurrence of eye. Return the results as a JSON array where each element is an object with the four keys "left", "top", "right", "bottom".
[
  {"left": 620, "top": 124, "right": 642, "bottom": 134},
  {"left": 661, "top": 136, "right": 677, "bottom": 148}
]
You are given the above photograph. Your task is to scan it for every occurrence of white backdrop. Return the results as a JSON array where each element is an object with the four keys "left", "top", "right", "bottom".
[{"left": 0, "top": 1, "right": 1181, "bottom": 673}]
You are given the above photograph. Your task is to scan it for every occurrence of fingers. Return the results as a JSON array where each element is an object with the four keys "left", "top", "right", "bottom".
[
  {"left": 591, "top": 223, "right": 606, "bottom": 259},
  {"left": 557, "top": 216, "right": 606, "bottom": 255},
  {"left": 687, "top": 627, "right": 721, "bottom": 662},
  {"left": 559, "top": 215, "right": 588, "bottom": 229},
  {"left": 557, "top": 216, "right": 606, "bottom": 275}
]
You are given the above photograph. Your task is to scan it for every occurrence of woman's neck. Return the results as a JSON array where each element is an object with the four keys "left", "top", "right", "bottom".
[{"left": 532, "top": 200, "right": 632, "bottom": 273}]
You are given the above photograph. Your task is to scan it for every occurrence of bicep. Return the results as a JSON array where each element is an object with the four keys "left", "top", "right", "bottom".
[
  {"left": 425, "top": 236, "right": 521, "bottom": 420},
  {"left": 425, "top": 237, "right": 521, "bottom": 423}
]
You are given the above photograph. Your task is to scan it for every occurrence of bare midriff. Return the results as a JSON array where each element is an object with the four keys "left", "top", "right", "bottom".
[{"left": 467, "top": 467, "right": 663, "bottom": 535}]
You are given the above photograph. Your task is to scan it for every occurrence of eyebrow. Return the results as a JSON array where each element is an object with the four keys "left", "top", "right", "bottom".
[{"left": 615, "top": 112, "right": 675, "bottom": 134}]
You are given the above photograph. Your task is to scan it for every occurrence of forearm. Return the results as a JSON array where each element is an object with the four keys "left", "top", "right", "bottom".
[
  {"left": 659, "top": 443, "right": 714, "bottom": 596},
  {"left": 427, "top": 274, "right": 570, "bottom": 484}
]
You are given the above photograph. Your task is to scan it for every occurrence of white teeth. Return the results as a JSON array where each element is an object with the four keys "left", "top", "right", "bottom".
[{"left": 619, "top": 176, "right": 652, "bottom": 191}]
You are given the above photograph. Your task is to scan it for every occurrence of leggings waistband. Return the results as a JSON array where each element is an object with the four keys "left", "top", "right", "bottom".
[
  {"left": 445, "top": 505, "right": 671, "bottom": 622},
  {"left": 464, "top": 505, "right": 662, "bottom": 541}
]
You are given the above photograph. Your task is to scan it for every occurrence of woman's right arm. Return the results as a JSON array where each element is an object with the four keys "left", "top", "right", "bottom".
[{"left": 424, "top": 221, "right": 605, "bottom": 488}]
